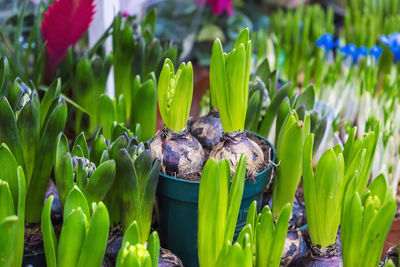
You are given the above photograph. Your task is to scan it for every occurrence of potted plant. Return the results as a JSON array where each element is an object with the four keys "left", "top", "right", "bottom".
[
  {"left": 116, "top": 221, "right": 160, "bottom": 267},
  {"left": 41, "top": 186, "right": 110, "bottom": 267},
  {"left": 154, "top": 29, "right": 275, "bottom": 267},
  {"left": 0, "top": 76, "right": 67, "bottom": 264}
]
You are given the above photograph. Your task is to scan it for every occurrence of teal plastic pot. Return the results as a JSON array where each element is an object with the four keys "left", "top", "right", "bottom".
[{"left": 156, "top": 132, "right": 275, "bottom": 267}]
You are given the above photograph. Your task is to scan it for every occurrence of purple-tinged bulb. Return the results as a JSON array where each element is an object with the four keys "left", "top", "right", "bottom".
[
  {"left": 316, "top": 33, "right": 339, "bottom": 51},
  {"left": 381, "top": 33, "right": 400, "bottom": 62}
]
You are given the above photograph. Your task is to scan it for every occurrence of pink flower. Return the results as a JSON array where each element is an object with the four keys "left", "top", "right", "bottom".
[
  {"left": 41, "top": 0, "right": 95, "bottom": 76},
  {"left": 197, "top": 0, "right": 234, "bottom": 17}
]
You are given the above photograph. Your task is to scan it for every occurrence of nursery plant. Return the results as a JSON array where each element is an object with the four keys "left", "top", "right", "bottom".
[
  {"left": 272, "top": 110, "right": 310, "bottom": 217},
  {"left": 150, "top": 58, "right": 205, "bottom": 177},
  {"left": 302, "top": 134, "right": 345, "bottom": 248},
  {"left": 42, "top": 186, "right": 110, "bottom": 267},
  {"left": 244, "top": 200, "right": 291, "bottom": 267},
  {"left": 342, "top": 125, "right": 380, "bottom": 193},
  {"left": 341, "top": 174, "right": 396, "bottom": 267},
  {"left": 0, "top": 165, "right": 25, "bottom": 267},
  {"left": 54, "top": 131, "right": 116, "bottom": 209},
  {"left": 105, "top": 133, "right": 161, "bottom": 243},
  {"left": 0, "top": 78, "right": 67, "bottom": 222},
  {"left": 72, "top": 56, "right": 112, "bottom": 135},
  {"left": 198, "top": 155, "right": 247, "bottom": 267},
  {"left": 245, "top": 61, "right": 327, "bottom": 153},
  {"left": 112, "top": 11, "right": 177, "bottom": 118},
  {"left": 116, "top": 221, "right": 160, "bottom": 267},
  {"left": 208, "top": 28, "right": 264, "bottom": 176}
]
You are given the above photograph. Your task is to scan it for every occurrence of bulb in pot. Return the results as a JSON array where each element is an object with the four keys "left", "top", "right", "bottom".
[
  {"left": 150, "top": 59, "right": 204, "bottom": 177},
  {"left": 151, "top": 127, "right": 204, "bottom": 176},
  {"left": 209, "top": 131, "right": 263, "bottom": 177},
  {"left": 189, "top": 107, "right": 223, "bottom": 153}
]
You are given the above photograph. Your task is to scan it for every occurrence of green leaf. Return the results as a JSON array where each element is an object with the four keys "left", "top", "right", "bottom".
[
  {"left": 273, "top": 111, "right": 308, "bottom": 217},
  {"left": 0, "top": 144, "right": 19, "bottom": 206},
  {"left": 255, "top": 207, "right": 274, "bottom": 267},
  {"left": 0, "top": 215, "right": 18, "bottom": 267},
  {"left": 361, "top": 199, "right": 396, "bottom": 267},
  {"left": 17, "top": 99, "right": 40, "bottom": 184},
  {"left": 270, "top": 203, "right": 291, "bottom": 266},
  {"left": 143, "top": 39, "right": 162, "bottom": 78},
  {"left": 41, "top": 196, "right": 58, "bottom": 267},
  {"left": 90, "top": 128, "right": 108, "bottom": 166},
  {"left": 64, "top": 187, "right": 90, "bottom": 220},
  {"left": 98, "top": 94, "right": 116, "bottom": 140},
  {"left": 55, "top": 133, "right": 74, "bottom": 207},
  {"left": 294, "top": 85, "right": 315, "bottom": 110},
  {"left": 168, "top": 61, "right": 193, "bottom": 132},
  {"left": 0, "top": 57, "right": 10, "bottom": 97},
  {"left": 357, "top": 125, "right": 380, "bottom": 194},
  {"left": 10, "top": 167, "right": 26, "bottom": 267},
  {"left": 245, "top": 200, "right": 257, "bottom": 228},
  {"left": 130, "top": 78, "right": 156, "bottom": 141},
  {"left": 368, "top": 174, "right": 389, "bottom": 203},
  {"left": 226, "top": 44, "right": 246, "bottom": 131},
  {"left": 234, "top": 28, "right": 249, "bottom": 49},
  {"left": 275, "top": 97, "right": 291, "bottom": 143},
  {"left": 341, "top": 180, "right": 362, "bottom": 266},
  {"left": 224, "top": 155, "right": 247, "bottom": 243},
  {"left": 0, "top": 180, "right": 15, "bottom": 223},
  {"left": 210, "top": 39, "right": 232, "bottom": 132},
  {"left": 57, "top": 208, "right": 86, "bottom": 267},
  {"left": 0, "top": 97, "right": 23, "bottom": 167},
  {"left": 83, "top": 160, "right": 116, "bottom": 209},
  {"left": 73, "top": 133, "right": 89, "bottom": 159},
  {"left": 258, "top": 84, "right": 290, "bottom": 137},
  {"left": 114, "top": 149, "right": 140, "bottom": 231},
  {"left": 77, "top": 202, "right": 110, "bottom": 267},
  {"left": 147, "top": 231, "right": 160, "bottom": 267},
  {"left": 40, "top": 78, "right": 61, "bottom": 128},
  {"left": 26, "top": 98, "right": 67, "bottom": 222},
  {"left": 255, "top": 58, "right": 271, "bottom": 85},
  {"left": 136, "top": 152, "right": 160, "bottom": 243},
  {"left": 198, "top": 158, "right": 225, "bottom": 267}
]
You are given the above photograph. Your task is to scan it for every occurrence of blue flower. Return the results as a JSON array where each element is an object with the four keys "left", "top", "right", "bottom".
[
  {"left": 380, "top": 33, "right": 400, "bottom": 62},
  {"left": 369, "top": 45, "right": 383, "bottom": 60},
  {"left": 316, "top": 33, "right": 339, "bottom": 51},
  {"left": 340, "top": 44, "right": 367, "bottom": 65}
]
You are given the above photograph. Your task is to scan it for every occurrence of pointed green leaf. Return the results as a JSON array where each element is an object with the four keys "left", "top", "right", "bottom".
[
  {"left": 77, "top": 202, "right": 110, "bottom": 267},
  {"left": 41, "top": 196, "right": 58, "bottom": 267},
  {"left": 83, "top": 160, "right": 116, "bottom": 208}
]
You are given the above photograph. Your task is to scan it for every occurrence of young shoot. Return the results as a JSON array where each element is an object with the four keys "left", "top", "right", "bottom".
[
  {"left": 158, "top": 58, "right": 193, "bottom": 133},
  {"left": 209, "top": 28, "right": 252, "bottom": 133},
  {"left": 209, "top": 29, "right": 264, "bottom": 176},
  {"left": 272, "top": 110, "right": 310, "bottom": 217},
  {"left": 151, "top": 59, "right": 204, "bottom": 177},
  {"left": 198, "top": 155, "right": 247, "bottom": 267},
  {"left": 302, "top": 134, "right": 345, "bottom": 248},
  {"left": 341, "top": 174, "right": 396, "bottom": 267}
]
